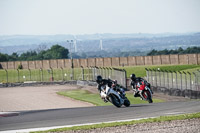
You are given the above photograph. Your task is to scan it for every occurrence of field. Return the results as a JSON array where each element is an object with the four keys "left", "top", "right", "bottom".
[
  {"left": 0, "top": 64, "right": 200, "bottom": 83},
  {"left": 119, "top": 64, "right": 200, "bottom": 77}
]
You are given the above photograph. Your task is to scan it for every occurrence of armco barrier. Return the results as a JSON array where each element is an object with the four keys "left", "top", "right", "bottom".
[{"left": 152, "top": 86, "right": 200, "bottom": 99}]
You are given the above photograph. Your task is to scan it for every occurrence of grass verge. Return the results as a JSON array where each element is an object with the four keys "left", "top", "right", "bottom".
[
  {"left": 31, "top": 112, "right": 200, "bottom": 133},
  {"left": 120, "top": 64, "right": 200, "bottom": 77},
  {"left": 57, "top": 89, "right": 164, "bottom": 106}
]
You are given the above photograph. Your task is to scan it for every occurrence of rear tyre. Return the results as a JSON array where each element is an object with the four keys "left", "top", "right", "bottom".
[{"left": 110, "top": 94, "right": 122, "bottom": 108}]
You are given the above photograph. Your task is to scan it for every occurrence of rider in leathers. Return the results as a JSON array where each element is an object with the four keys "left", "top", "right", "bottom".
[
  {"left": 130, "top": 73, "right": 152, "bottom": 97},
  {"left": 96, "top": 75, "right": 113, "bottom": 102}
]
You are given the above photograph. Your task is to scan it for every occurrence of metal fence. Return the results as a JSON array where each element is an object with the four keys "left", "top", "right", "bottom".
[
  {"left": 145, "top": 68, "right": 200, "bottom": 91},
  {"left": 85, "top": 67, "right": 127, "bottom": 88},
  {"left": 0, "top": 67, "right": 127, "bottom": 88}
]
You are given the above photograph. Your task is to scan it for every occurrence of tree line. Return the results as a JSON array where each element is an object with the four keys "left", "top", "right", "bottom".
[
  {"left": 0, "top": 45, "right": 199, "bottom": 62},
  {"left": 0, "top": 44, "right": 69, "bottom": 62},
  {"left": 147, "top": 46, "right": 200, "bottom": 56}
]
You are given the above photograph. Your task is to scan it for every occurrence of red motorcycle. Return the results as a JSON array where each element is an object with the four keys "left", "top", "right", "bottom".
[{"left": 135, "top": 81, "right": 153, "bottom": 103}]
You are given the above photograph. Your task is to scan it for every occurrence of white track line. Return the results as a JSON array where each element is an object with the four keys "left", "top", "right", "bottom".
[
  {"left": 165, "top": 112, "right": 184, "bottom": 115},
  {"left": 0, "top": 117, "right": 156, "bottom": 133}
]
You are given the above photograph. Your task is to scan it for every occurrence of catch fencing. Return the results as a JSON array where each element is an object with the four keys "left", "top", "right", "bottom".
[
  {"left": 85, "top": 67, "right": 127, "bottom": 88},
  {"left": 0, "top": 67, "right": 127, "bottom": 88},
  {"left": 145, "top": 68, "right": 200, "bottom": 91}
]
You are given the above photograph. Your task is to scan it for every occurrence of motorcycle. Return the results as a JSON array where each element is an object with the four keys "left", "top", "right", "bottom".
[
  {"left": 100, "top": 84, "right": 130, "bottom": 108},
  {"left": 134, "top": 80, "right": 153, "bottom": 103}
]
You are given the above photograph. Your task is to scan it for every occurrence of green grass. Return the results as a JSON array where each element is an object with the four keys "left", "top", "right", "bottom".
[
  {"left": 31, "top": 112, "right": 200, "bottom": 133},
  {"left": 57, "top": 89, "right": 164, "bottom": 106},
  {"left": 57, "top": 89, "right": 112, "bottom": 106},
  {"left": 0, "top": 64, "right": 199, "bottom": 83},
  {"left": 0, "top": 68, "right": 83, "bottom": 83},
  {"left": 120, "top": 64, "right": 200, "bottom": 77}
]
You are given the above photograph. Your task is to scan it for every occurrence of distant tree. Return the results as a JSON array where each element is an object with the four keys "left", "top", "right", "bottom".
[
  {"left": 0, "top": 53, "right": 8, "bottom": 62},
  {"left": 9, "top": 52, "right": 19, "bottom": 61},
  {"left": 37, "top": 50, "right": 46, "bottom": 60},
  {"left": 42, "top": 44, "right": 69, "bottom": 59},
  {"left": 19, "top": 50, "right": 37, "bottom": 61},
  {"left": 147, "top": 46, "right": 200, "bottom": 56},
  {"left": 178, "top": 47, "right": 183, "bottom": 51},
  {"left": 147, "top": 49, "right": 158, "bottom": 56}
]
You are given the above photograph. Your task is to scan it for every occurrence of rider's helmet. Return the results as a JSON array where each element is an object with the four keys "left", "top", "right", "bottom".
[
  {"left": 96, "top": 75, "right": 102, "bottom": 84},
  {"left": 113, "top": 80, "right": 117, "bottom": 84},
  {"left": 130, "top": 74, "right": 136, "bottom": 81}
]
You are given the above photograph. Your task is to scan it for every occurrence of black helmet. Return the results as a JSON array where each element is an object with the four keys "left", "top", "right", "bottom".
[
  {"left": 130, "top": 74, "right": 136, "bottom": 81},
  {"left": 96, "top": 75, "right": 102, "bottom": 84},
  {"left": 113, "top": 80, "right": 117, "bottom": 84}
]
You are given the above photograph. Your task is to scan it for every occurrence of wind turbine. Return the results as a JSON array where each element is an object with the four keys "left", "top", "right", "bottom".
[
  {"left": 73, "top": 35, "right": 77, "bottom": 53},
  {"left": 98, "top": 34, "right": 103, "bottom": 50}
]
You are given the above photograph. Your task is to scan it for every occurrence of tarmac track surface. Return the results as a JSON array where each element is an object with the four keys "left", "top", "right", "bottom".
[{"left": 0, "top": 100, "right": 200, "bottom": 132}]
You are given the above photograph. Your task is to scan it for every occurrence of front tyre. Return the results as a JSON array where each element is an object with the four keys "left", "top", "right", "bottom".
[
  {"left": 144, "top": 91, "right": 153, "bottom": 103},
  {"left": 124, "top": 98, "right": 130, "bottom": 107},
  {"left": 109, "top": 94, "right": 122, "bottom": 108}
]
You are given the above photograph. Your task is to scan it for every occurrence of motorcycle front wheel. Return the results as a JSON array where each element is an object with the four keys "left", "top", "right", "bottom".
[
  {"left": 109, "top": 94, "right": 122, "bottom": 108},
  {"left": 124, "top": 98, "right": 130, "bottom": 107},
  {"left": 143, "top": 91, "right": 153, "bottom": 103}
]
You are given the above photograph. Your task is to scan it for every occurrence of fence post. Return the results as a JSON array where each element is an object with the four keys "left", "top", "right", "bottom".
[
  {"left": 50, "top": 67, "right": 54, "bottom": 81},
  {"left": 158, "top": 70, "right": 161, "bottom": 87},
  {"left": 81, "top": 66, "right": 84, "bottom": 80},
  {"left": 5, "top": 69, "right": 8, "bottom": 83},
  {"left": 174, "top": 71, "right": 178, "bottom": 89},
  {"left": 187, "top": 72, "right": 192, "bottom": 90},
  {"left": 17, "top": 69, "right": 20, "bottom": 82},
  {"left": 88, "top": 67, "right": 91, "bottom": 80},
  {"left": 108, "top": 67, "right": 112, "bottom": 78},
  {"left": 154, "top": 69, "right": 157, "bottom": 87},
  {"left": 39, "top": 69, "right": 41, "bottom": 82},
  {"left": 103, "top": 67, "right": 106, "bottom": 78},
  {"left": 40, "top": 68, "right": 43, "bottom": 82},
  {"left": 94, "top": 67, "right": 96, "bottom": 80},
  {"left": 166, "top": 70, "right": 169, "bottom": 89},
  {"left": 169, "top": 70, "right": 173, "bottom": 89},
  {"left": 92, "top": 66, "right": 94, "bottom": 81},
  {"left": 183, "top": 71, "right": 187, "bottom": 89},
  {"left": 192, "top": 72, "right": 197, "bottom": 91},
  {"left": 61, "top": 67, "right": 64, "bottom": 81},
  {"left": 70, "top": 67, "right": 73, "bottom": 80},
  {"left": 145, "top": 68, "right": 149, "bottom": 81},
  {"left": 106, "top": 67, "right": 109, "bottom": 78},
  {"left": 28, "top": 69, "right": 31, "bottom": 81},
  {"left": 123, "top": 69, "right": 127, "bottom": 89},
  {"left": 162, "top": 70, "right": 165, "bottom": 87},
  {"left": 91, "top": 66, "right": 94, "bottom": 81},
  {"left": 149, "top": 69, "right": 153, "bottom": 86},
  {"left": 197, "top": 69, "right": 200, "bottom": 90},
  {"left": 104, "top": 67, "right": 107, "bottom": 78},
  {"left": 178, "top": 71, "right": 182, "bottom": 90}
]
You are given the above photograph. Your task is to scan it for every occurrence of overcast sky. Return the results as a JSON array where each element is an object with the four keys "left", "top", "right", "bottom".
[{"left": 0, "top": 0, "right": 200, "bottom": 35}]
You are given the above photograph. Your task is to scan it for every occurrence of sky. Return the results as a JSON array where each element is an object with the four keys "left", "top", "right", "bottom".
[{"left": 0, "top": 0, "right": 200, "bottom": 35}]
